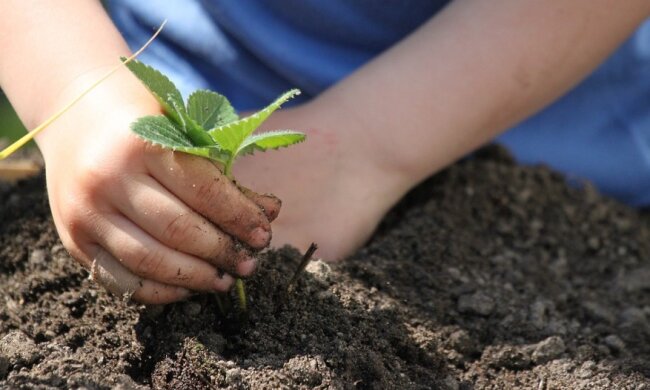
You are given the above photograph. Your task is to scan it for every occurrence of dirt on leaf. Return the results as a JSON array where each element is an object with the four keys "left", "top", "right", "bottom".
[{"left": 0, "top": 146, "right": 648, "bottom": 389}]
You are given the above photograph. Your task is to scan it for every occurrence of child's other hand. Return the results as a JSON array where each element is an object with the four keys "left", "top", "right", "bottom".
[
  {"left": 233, "top": 101, "right": 409, "bottom": 262},
  {"left": 36, "top": 72, "right": 278, "bottom": 304}
]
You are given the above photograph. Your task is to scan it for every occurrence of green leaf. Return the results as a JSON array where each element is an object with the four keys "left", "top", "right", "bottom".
[
  {"left": 131, "top": 115, "right": 226, "bottom": 161},
  {"left": 187, "top": 90, "right": 238, "bottom": 129},
  {"left": 122, "top": 58, "right": 185, "bottom": 123},
  {"left": 238, "top": 130, "right": 306, "bottom": 155},
  {"left": 122, "top": 59, "right": 217, "bottom": 146},
  {"left": 208, "top": 89, "right": 300, "bottom": 157},
  {"left": 169, "top": 99, "right": 215, "bottom": 147}
]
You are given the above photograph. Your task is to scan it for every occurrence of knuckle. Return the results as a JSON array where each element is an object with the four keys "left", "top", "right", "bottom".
[
  {"left": 206, "top": 233, "right": 232, "bottom": 263},
  {"left": 59, "top": 191, "right": 106, "bottom": 235},
  {"left": 65, "top": 213, "right": 86, "bottom": 241},
  {"left": 77, "top": 160, "right": 112, "bottom": 199},
  {"left": 133, "top": 247, "right": 165, "bottom": 277},
  {"left": 60, "top": 202, "right": 94, "bottom": 240},
  {"left": 195, "top": 178, "right": 222, "bottom": 208},
  {"left": 161, "top": 213, "right": 196, "bottom": 249}
]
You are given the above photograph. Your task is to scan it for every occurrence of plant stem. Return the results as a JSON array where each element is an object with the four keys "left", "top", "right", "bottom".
[
  {"left": 212, "top": 159, "right": 247, "bottom": 314},
  {"left": 235, "top": 278, "right": 247, "bottom": 312},
  {"left": 223, "top": 160, "right": 246, "bottom": 314},
  {"left": 224, "top": 158, "right": 234, "bottom": 179},
  {"left": 214, "top": 293, "right": 227, "bottom": 316}
]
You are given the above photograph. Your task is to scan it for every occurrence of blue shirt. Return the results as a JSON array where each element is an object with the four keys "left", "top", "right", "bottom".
[{"left": 108, "top": 0, "right": 650, "bottom": 206}]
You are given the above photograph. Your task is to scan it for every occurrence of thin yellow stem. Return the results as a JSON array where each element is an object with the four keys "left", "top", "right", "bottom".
[
  {"left": 235, "top": 278, "right": 247, "bottom": 312},
  {"left": 0, "top": 20, "right": 168, "bottom": 160}
]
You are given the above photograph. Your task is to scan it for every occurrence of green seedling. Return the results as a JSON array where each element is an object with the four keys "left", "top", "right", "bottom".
[
  {"left": 123, "top": 59, "right": 304, "bottom": 178},
  {"left": 123, "top": 59, "right": 304, "bottom": 313}
]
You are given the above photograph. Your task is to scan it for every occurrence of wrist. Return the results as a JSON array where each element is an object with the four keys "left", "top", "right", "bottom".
[
  {"left": 295, "top": 93, "right": 416, "bottom": 215},
  {"left": 309, "top": 88, "right": 419, "bottom": 192}
]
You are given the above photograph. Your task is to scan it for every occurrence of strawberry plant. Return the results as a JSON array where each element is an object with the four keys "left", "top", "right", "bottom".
[
  {"left": 123, "top": 59, "right": 304, "bottom": 179},
  {"left": 123, "top": 59, "right": 304, "bottom": 313}
]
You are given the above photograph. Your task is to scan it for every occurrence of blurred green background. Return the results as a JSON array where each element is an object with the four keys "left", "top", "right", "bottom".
[{"left": 0, "top": 91, "right": 28, "bottom": 146}]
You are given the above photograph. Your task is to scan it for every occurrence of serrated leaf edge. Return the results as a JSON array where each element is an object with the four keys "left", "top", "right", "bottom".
[
  {"left": 122, "top": 58, "right": 186, "bottom": 121},
  {"left": 239, "top": 130, "right": 306, "bottom": 155},
  {"left": 207, "top": 89, "right": 301, "bottom": 157}
]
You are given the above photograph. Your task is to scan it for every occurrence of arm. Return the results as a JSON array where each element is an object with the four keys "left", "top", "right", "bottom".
[
  {"left": 0, "top": 0, "right": 140, "bottom": 131},
  {"left": 235, "top": 0, "right": 650, "bottom": 259},
  {"left": 0, "top": 0, "right": 277, "bottom": 303},
  {"left": 321, "top": 0, "right": 650, "bottom": 184}
]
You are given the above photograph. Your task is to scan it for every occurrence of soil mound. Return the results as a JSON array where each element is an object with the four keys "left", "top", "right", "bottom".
[{"left": 1, "top": 146, "right": 648, "bottom": 389}]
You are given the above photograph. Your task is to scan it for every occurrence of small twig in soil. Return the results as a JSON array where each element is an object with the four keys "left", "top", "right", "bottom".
[{"left": 286, "top": 243, "right": 318, "bottom": 293}]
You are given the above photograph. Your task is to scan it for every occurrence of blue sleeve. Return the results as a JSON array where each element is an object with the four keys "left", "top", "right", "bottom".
[{"left": 108, "top": 0, "right": 650, "bottom": 207}]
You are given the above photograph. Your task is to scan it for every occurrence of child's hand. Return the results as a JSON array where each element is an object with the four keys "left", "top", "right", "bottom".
[{"left": 36, "top": 74, "right": 279, "bottom": 304}]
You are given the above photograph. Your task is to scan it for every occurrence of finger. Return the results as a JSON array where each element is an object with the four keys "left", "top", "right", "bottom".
[
  {"left": 92, "top": 213, "right": 235, "bottom": 292},
  {"left": 145, "top": 150, "right": 272, "bottom": 249},
  {"left": 237, "top": 184, "right": 282, "bottom": 222},
  {"left": 113, "top": 174, "right": 257, "bottom": 275},
  {"left": 132, "top": 279, "right": 193, "bottom": 304},
  {"left": 89, "top": 246, "right": 142, "bottom": 296},
  {"left": 89, "top": 247, "right": 191, "bottom": 304}
]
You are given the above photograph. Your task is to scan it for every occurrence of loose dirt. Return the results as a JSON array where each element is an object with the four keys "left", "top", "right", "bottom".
[{"left": 1, "top": 146, "right": 648, "bottom": 389}]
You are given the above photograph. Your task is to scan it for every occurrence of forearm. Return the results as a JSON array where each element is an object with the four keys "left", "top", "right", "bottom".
[
  {"left": 314, "top": 0, "right": 650, "bottom": 184},
  {"left": 0, "top": 0, "right": 153, "bottom": 146}
]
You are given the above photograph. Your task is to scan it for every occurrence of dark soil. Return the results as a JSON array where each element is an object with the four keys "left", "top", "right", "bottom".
[{"left": 1, "top": 146, "right": 648, "bottom": 389}]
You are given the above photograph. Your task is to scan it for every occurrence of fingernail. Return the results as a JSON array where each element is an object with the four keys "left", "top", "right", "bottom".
[
  {"left": 250, "top": 227, "right": 271, "bottom": 248},
  {"left": 215, "top": 272, "right": 235, "bottom": 292},
  {"left": 237, "top": 257, "right": 257, "bottom": 276}
]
